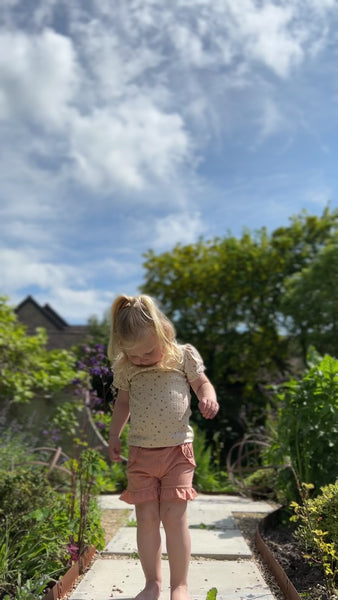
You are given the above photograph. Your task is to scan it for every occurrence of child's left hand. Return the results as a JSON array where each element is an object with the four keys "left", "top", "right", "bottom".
[{"left": 198, "top": 397, "right": 219, "bottom": 419}]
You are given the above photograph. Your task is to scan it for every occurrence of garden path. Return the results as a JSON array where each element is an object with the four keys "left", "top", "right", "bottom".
[{"left": 69, "top": 494, "right": 278, "bottom": 600}]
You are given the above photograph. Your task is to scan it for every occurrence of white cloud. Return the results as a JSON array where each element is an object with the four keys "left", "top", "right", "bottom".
[
  {"left": 152, "top": 212, "right": 204, "bottom": 250},
  {"left": 69, "top": 101, "right": 191, "bottom": 191},
  {"left": 48, "top": 287, "right": 113, "bottom": 322},
  {"left": 0, "top": 0, "right": 335, "bottom": 198},
  {"left": 0, "top": 248, "right": 84, "bottom": 292},
  {"left": 0, "top": 0, "right": 337, "bottom": 324},
  {"left": 0, "top": 29, "right": 78, "bottom": 129},
  {"left": 0, "top": 219, "right": 54, "bottom": 247},
  {"left": 0, "top": 245, "right": 143, "bottom": 323},
  {"left": 307, "top": 0, "right": 337, "bottom": 11},
  {"left": 170, "top": 24, "right": 212, "bottom": 68},
  {"left": 258, "top": 98, "right": 285, "bottom": 140},
  {"left": 305, "top": 183, "right": 333, "bottom": 209}
]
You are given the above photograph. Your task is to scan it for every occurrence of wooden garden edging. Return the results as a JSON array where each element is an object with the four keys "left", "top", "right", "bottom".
[
  {"left": 42, "top": 546, "right": 96, "bottom": 600},
  {"left": 255, "top": 509, "right": 301, "bottom": 600}
]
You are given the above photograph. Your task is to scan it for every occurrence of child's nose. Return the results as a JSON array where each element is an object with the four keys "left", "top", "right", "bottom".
[{"left": 136, "top": 356, "right": 146, "bottom": 365}]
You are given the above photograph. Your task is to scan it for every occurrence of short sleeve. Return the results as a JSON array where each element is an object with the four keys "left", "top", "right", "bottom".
[
  {"left": 112, "top": 361, "right": 129, "bottom": 391},
  {"left": 183, "top": 344, "right": 205, "bottom": 382}
]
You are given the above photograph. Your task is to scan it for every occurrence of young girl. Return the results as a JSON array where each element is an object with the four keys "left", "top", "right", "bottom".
[{"left": 108, "top": 294, "right": 219, "bottom": 600}]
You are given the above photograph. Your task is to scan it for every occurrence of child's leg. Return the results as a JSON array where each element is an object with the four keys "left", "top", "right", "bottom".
[
  {"left": 160, "top": 500, "right": 191, "bottom": 600},
  {"left": 135, "top": 500, "right": 162, "bottom": 600}
]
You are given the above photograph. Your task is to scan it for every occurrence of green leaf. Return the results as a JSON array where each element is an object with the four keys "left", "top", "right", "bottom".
[{"left": 206, "top": 587, "right": 217, "bottom": 600}]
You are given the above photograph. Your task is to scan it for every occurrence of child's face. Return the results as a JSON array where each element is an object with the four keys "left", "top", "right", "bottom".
[{"left": 123, "top": 331, "right": 163, "bottom": 367}]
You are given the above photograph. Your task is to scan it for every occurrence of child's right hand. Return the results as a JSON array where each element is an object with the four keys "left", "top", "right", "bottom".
[{"left": 109, "top": 435, "right": 122, "bottom": 462}]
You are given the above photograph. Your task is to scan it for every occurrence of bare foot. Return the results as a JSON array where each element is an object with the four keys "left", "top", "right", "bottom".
[
  {"left": 171, "top": 584, "right": 190, "bottom": 600},
  {"left": 134, "top": 581, "right": 161, "bottom": 600}
]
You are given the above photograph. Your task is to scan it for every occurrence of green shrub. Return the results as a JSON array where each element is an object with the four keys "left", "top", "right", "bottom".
[
  {"left": 266, "top": 353, "right": 338, "bottom": 501},
  {"left": 0, "top": 435, "right": 104, "bottom": 599},
  {"left": 0, "top": 297, "right": 80, "bottom": 405},
  {"left": 0, "top": 468, "right": 53, "bottom": 522},
  {"left": 242, "top": 467, "right": 278, "bottom": 498},
  {"left": 290, "top": 482, "right": 338, "bottom": 593},
  {"left": 193, "top": 427, "right": 233, "bottom": 492},
  {"left": 293, "top": 482, "right": 338, "bottom": 553}
]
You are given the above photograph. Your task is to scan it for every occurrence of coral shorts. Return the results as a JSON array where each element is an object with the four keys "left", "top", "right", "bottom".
[{"left": 120, "top": 443, "right": 198, "bottom": 505}]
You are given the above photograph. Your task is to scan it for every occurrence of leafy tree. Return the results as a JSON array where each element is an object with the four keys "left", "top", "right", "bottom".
[
  {"left": 86, "top": 310, "right": 110, "bottom": 347},
  {"left": 281, "top": 237, "right": 338, "bottom": 362},
  {"left": 141, "top": 208, "right": 338, "bottom": 454},
  {"left": 0, "top": 297, "right": 80, "bottom": 404}
]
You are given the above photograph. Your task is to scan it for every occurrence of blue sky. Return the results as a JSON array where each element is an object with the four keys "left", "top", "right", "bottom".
[{"left": 1, "top": 0, "right": 338, "bottom": 323}]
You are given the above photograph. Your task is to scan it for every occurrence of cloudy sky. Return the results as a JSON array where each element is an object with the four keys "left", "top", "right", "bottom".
[{"left": 1, "top": 0, "right": 338, "bottom": 323}]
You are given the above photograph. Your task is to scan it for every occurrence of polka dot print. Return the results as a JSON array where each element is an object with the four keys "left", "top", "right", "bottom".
[{"left": 113, "top": 344, "right": 205, "bottom": 447}]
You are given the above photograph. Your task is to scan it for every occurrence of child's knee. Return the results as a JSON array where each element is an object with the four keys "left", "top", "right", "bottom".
[
  {"left": 136, "top": 501, "right": 161, "bottom": 528},
  {"left": 160, "top": 500, "right": 187, "bottom": 529}
]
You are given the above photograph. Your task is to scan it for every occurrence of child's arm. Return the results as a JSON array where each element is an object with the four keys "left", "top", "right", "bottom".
[
  {"left": 190, "top": 373, "right": 219, "bottom": 419},
  {"left": 108, "top": 389, "right": 130, "bottom": 462}
]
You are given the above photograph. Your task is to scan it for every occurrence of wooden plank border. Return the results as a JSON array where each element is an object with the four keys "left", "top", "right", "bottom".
[
  {"left": 42, "top": 546, "right": 96, "bottom": 600},
  {"left": 255, "top": 511, "right": 301, "bottom": 600}
]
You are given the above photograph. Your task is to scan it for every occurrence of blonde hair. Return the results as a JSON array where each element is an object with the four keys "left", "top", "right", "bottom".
[{"left": 108, "top": 294, "right": 182, "bottom": 367}]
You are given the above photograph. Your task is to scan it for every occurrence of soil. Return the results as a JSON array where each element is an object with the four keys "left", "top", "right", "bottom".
[
  {"left": 100, "top": 508, "right": 131, "bottom": 546},
  {"left": 234, "top": 509, "right": 338, "bottom": 600}
]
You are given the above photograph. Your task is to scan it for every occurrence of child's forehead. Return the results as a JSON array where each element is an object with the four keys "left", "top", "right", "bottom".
[{"left": 123, "top": 330, "right": 157, "bottom": 351}]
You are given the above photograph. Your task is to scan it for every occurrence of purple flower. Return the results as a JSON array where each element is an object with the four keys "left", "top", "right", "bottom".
[
  {"left": 52, "top": 430, "right": 60, "bottom": 442},
  {"left": 90, "top": 367, "right": 102, "bottom": 376},
  {"left": 89, "top": 391, "right": 103, "bottom": 407}
]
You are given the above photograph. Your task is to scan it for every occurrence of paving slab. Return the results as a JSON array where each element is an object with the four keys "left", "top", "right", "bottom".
[
  {"left": 97, "top": 495, "right": 132, "bottom": 510},
  {"left": 187, "top": 502, "right": 237, "bottom": 530},
  {"left": 189, "top": 495, "right": 276, "bottom": 514},
  {"left": 69, "top": 558, "right": 275, "bottom": 600},
  {"left": 97, "top": 494, "right": 275, "bottom": 535},
  {"left": 103, "top": 526, "right": 252, "bottom": 559},
  {"left": 97, "top": 494, "right": 276, "bottom": 516},
  {"left": 70, "top": 494, "right": 278, "bottom": 600}
]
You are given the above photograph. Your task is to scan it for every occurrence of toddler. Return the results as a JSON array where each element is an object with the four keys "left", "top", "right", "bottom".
[{"left": 108, "top": 294, "right": 219, "bottom": 600}]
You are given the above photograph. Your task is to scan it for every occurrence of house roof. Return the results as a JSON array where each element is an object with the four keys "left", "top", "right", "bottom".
[
  {"left": 15, "top": 295, "right": 89, "bottom": 350},
  {"left": 42, "top": 302, "right": 69, "bottom": 329},
  {"left": 15, "top": 295, "right": 68, "bottom": 330}
]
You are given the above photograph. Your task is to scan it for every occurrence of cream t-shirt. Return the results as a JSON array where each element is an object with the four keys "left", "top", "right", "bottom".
[{"left": 113, "top": 344, "right": 205, "bottom": 448}]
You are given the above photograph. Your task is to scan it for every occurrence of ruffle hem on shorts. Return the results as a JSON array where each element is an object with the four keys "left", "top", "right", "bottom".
[{"left": 119, "top": 485, "right": 197, "bottom": 505}]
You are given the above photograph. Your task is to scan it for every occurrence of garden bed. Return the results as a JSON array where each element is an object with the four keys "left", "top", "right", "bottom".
[
  {"left": 42, "top": 546, "right": 96, "bottom": 600},
  {"left": 41, "top": 509, "right": 129, "bottom": 600},
  {"left": 258, "top": 508, "right": 336, "bottom": 600},
  {"left": 235, "top": 508, "right": 337, "bottom": 600}
]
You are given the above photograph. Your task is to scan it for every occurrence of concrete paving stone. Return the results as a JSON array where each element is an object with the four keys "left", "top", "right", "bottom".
[
  {"left": 97, "top": 495, "right": 275, "bottom": 541},
  {"left": 97, "top": 495, "right": 130, "bottom": 510},
  {"left": 97, "top": 494, "right": 276, "bottom": 516},
  {"left": 70, "top": 495, "right": 277, "bottom": 600},
  {"left": 191, "top": 495, "right": 276, "bottom": 514},
  {"left": 103, "top": 526, "right": 252, "bottom": 559},
  {"left": 69, "top": 558, "right": 275, "bottom": 600},
  {"left": 97, "top": 495, "right": 136, "bottom": 521},
  {"left": 187, "top": 503, "right": 237, "bottom": 529}
]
